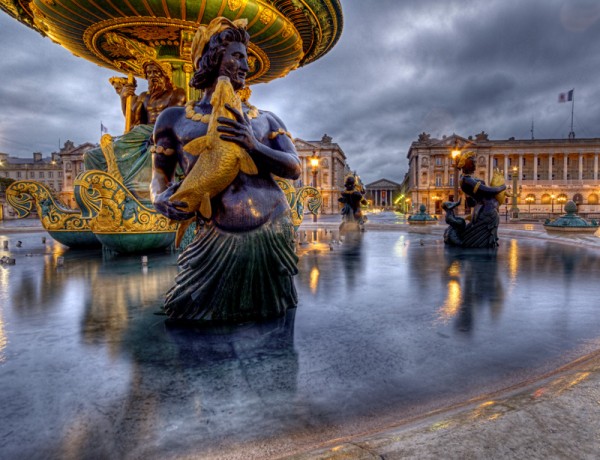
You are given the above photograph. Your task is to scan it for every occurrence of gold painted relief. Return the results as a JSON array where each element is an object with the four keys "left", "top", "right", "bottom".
[
  {"left": 275, "top": 179, "right": 322, "bottom": 229},
  {"left": 5, "top": 181, "right": 92, "bottom": 232},
  {"left": 227, "top": 0, "right": 247, "bottom": 11},
  {"left": 75, "top": 170, "right": 177, "bottom": 234},
  {"left": 259, "top": 7, "right": 274, "bottom": 25}
]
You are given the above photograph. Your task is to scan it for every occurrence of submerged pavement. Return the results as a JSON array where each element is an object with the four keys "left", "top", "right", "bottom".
[
  {"left": 1, "top": 214, "right": 600, "bottom": 459},
  {"left": 289, "top": 213, "right": 600, "bottom": 460}
]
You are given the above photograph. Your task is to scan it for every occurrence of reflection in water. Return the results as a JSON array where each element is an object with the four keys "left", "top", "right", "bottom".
[
  {"left": 439, "top": 279, "right": 461, "bottom": 322},
  {"left": 508, "top": 239, "right": 519, "bottom": 285},
  {"left": 438, "top": 248, "right": 504, "bottom": 333},
  {"left": 5, "top": 231, "right": 600, "bottom": 458},
  {"left": 309, "top": 266, "right": 320, "bottom": 293},
  {"left": 81, "top": 257, "right": 178, "bottom": 356},
  {"left": 0, "top": 306, "right": 6, "bottom": 363},
  {"left": 71, "top": 310, "right": 299, "bottom": 459}
]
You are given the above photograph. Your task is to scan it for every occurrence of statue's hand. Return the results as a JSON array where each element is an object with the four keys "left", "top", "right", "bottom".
[
  {"left": 120, "top": 82, "right": 137, "bottom": 99},
  {"left": 217, "top": 104, "right": 259, "bottom": 153},
  {"left": 153, "top": 182, "right": 196, "bottom": 221}
]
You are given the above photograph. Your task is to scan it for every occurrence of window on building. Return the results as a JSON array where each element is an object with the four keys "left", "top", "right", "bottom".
[
  {"left": 435, "top": 157, "right": 442, "bottom": 166},
  {"left": 39, "top": 172, "right": 44, "bottom": 178},
  {"left": 508, "top": 158, "right": 512, "bottom": 166},
  {"left": 29, "top": 171, "right": 35, "bottom": 178},
  {"left": 449, "top": 176, "right": 454, "bottom": 186},
  {"left": 58, "top": 172, "right": 62, "bottom": 178},
  {"left": 552, "top": 157, "right": 555, "bottom": 165},
  {"left": 17, "top": 171, "right": 21, "bottom": 178},
  {"left": 537, "top": 157, "right": 541, "bottom": 166},
  {"left": 435, "top": 175, "right": 442, "bottom": 186},
  {"left": 48, "top": 171, "right": 53, "bottom": 178},
  {"left": 493, "top": 158, "right": 498, "bottom": 168},
  {"left": 522, "top": 158, "right": 526, "bottom": 166}
]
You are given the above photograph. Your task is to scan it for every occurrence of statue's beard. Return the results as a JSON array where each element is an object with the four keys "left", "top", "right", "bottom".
[
  {"left": 220, "top": 67, "right": 245, "bottom": 91},
  {"left": 148, "top": 78, "right": 167, "bottom": 96}
]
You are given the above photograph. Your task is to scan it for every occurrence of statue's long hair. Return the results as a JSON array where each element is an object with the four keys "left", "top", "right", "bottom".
[{"left": 189, "top": 27, "right": 250, "bottom": 90}]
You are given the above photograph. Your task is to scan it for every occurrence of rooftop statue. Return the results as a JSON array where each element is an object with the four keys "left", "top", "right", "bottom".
[
  {"left": 443, "top": 151, "right": 506, "bottom": 248},
  {"left": 151, "top": 17, "right": 301, "bottom": 323}
]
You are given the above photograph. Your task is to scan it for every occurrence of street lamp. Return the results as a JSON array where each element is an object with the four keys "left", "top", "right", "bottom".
[
  {"left": 525, "top": 195, "right": 534, "bottom": 214},
  {"left": 510, "top": 165, "right": 520, "bottom": 219},
  {"left": 557, "top": 195, "right": 567, "bottom": 212},
  {"left": 450, "top": 142, "right": 461, "bottom": 202},
  {"left": 550, "top": 194, "right": 555, "bottom": 213},
  {"left": 309, "top": 151, "right": 319, "bottom": 222}
]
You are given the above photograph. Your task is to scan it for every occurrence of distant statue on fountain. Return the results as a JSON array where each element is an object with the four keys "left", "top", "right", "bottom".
[
  {"left": 84, "top": 60, "right": 186, "bottom": 204},
  {"left": 339, "top": 174, "right": 367, "bottom": 232},
  {"left": 443, "top": 151, "right": 506, "bottom": 248}
]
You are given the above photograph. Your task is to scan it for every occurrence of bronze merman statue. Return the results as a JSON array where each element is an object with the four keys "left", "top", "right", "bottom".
[
  {"left": 443, "top": 151, "right": 506, "bottom": 248},
  {"left": 150, "top": 17, "right": 301, "bottom": 323},
  {"left": 339, "top": 174, "right": 367, "bottom": 231},
  {"left": 116, "top": 60, "right": 186, "bottom": 127},
  {"left": 84, "top": 60, "right": 186, "bottom": 204}
]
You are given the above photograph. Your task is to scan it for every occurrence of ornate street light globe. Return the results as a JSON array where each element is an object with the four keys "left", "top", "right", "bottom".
[{"left": 1, "top": 0, "right": 343, "bottom": 88}]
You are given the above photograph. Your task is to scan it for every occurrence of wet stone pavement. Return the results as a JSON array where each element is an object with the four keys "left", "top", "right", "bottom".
[{"left": 1, "top": 217, "right": 600, "bottom": 459}]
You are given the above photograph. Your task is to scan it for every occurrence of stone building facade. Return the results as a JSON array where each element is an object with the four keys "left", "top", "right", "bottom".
[
  {"left": 293, "top": 134, "right": 353, "bottom": 215},
  {"left": 364, "top": 178, "right": 402, "bottom": 208},
  {"left": 405, "top": 131, "right": 600, "bottom": 215}
]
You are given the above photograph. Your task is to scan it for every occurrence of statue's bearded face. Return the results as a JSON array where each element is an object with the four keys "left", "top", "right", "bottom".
[
  {"left": 146, "top": 64, "right": 167, "bottom": 94},
  {"left": 218, "top": 41, "right": 249, "bottom": 91}
]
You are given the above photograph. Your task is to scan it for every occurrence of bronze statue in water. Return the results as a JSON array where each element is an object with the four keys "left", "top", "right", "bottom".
[
  {"left": 443, "top": 151, "right": 506, "bottom": 248},
  {"left": 151, "top": 17, "right": 301, "bottom": 323},
  {"left": 339, "top": 174, "right": 367, "bottom": 230}
]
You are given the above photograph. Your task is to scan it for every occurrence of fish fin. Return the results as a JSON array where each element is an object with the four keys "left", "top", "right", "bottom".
[
  {"left": 199, "top": 193, "right": 212, "bottom": 219},
  {"left": 175, "top": 218, "right": 193, "bottom": 249},
  {"left": 239, "top": 152, "right": 258, "bottom": 175},
  {"left": 183, "top": 136, "right": 209, "bottom": 157}
]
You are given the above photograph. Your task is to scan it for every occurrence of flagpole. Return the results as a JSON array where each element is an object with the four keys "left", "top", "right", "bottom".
[{"left": 569, "top": 89, "right": 575, "bottom": 139}]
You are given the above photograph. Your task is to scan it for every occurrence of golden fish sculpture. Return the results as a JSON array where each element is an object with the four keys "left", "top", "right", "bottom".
[
  {"left": 490, "top": 168, "right": 506, "bottom": 205},
  {"left": 169, "top": 76, "right": 258, "bottom": 245}
]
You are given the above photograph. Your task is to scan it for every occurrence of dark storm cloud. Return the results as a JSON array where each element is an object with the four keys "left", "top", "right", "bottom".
[{"left": 2, "top": 0, "right": 600, "bottom": 183}]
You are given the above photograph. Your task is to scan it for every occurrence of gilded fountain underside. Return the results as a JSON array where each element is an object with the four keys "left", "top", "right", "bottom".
[{"left": 0, "top": 0, "right": 343, "bottom": 83}]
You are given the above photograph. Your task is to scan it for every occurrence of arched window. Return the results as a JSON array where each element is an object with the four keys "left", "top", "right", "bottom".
[
  {"left": 572, "top": 193, "right": 583, "bottom": 204},
  {"left": 541, "top": 194, "right": 551, "bottom": 204},
  {"left": 588, "top": 193, "right": 599, "bottom": 205},
  {"left": 525, "top": 193, "right": 536, "bottom": 204}
]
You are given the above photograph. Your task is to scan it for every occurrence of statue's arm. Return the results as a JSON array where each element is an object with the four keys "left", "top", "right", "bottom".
[
  {"left": 217, "top": 105, "right": 301, "bottom": 180},
  {"left": 462, "top": 176, "right": 506, "bottom": 197},
  {"left": 150, "top": 110, "right": 195, "bottom": 220}
]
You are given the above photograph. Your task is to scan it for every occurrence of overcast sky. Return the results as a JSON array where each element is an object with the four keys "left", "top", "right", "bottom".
[{"left": 2, "top": 0, "right": 600, "bottom": 184}]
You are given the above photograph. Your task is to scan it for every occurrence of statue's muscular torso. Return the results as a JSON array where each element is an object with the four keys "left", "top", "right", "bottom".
[{"left": 153, "top": 105, "right": 293, "bottom": 232}]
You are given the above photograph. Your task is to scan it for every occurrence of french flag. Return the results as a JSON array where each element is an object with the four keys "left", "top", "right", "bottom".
[{"left": 558, "top": 89, "right": 574, "bottom": 103}]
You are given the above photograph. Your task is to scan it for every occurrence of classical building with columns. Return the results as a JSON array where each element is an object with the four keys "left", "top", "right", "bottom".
[
  {"left": 364, "top": 178, "right": 402, "bottom": 208},
  {"left": 405, "top": 131, "right": 600, "bottom": 215},
  {"left": 293, "top": 134, "right": 353, "bottom": 214}
]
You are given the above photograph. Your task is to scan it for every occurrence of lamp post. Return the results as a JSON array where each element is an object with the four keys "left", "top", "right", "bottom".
[
  {"left": 310, "top": 151, "right": 319, "bottom": 222},
  {"left": 510, "top": 166, "right": 520, "bottom": 219},
  {"left": 550, "top": 194, "right": 555, "bottom": 213},
  {"left": 450, "top": 144, "right": 461, "bottom": 202},
  {"left": 557, "top": 195, "right": 566, "bottom": 212},
  {"left": 525, "top": 195, "right": 534, "bottom": 214}
]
